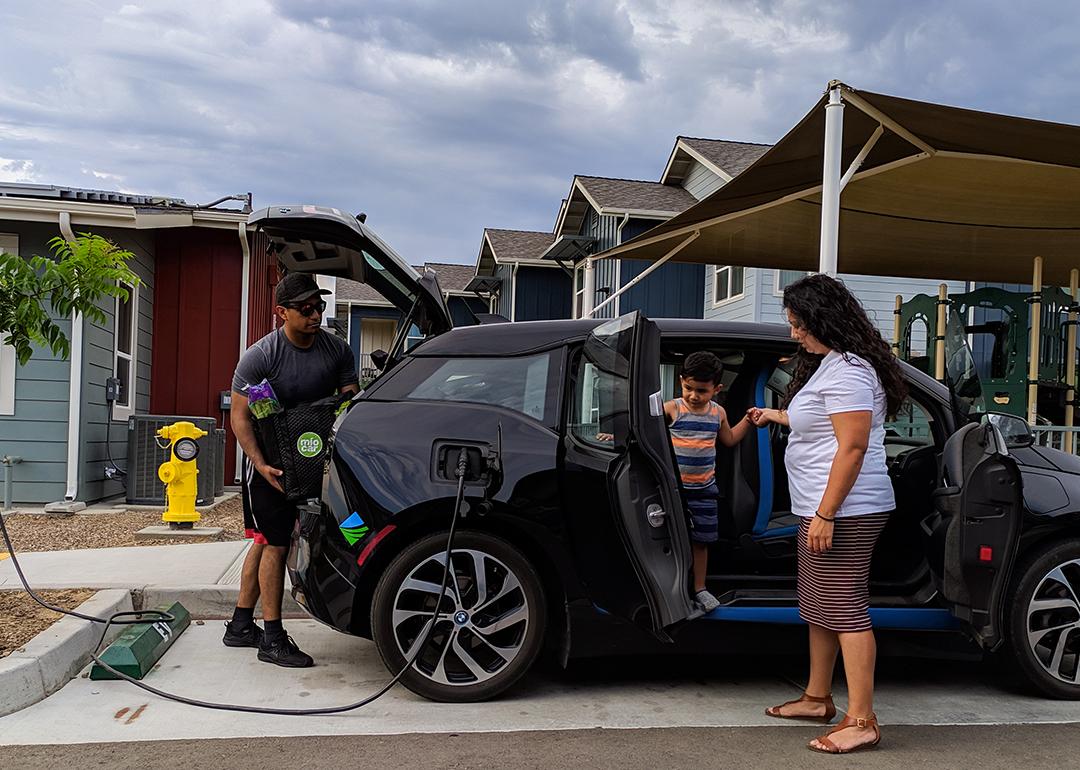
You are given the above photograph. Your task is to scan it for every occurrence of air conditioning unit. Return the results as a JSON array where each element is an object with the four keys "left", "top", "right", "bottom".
[{"left": 127, "top": 415, "right": 219, "bottom": 506}]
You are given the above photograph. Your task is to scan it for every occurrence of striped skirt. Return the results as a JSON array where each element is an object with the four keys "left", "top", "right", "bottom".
[{"left": 796, "top": 511, "right": 891, "bottom": 633}]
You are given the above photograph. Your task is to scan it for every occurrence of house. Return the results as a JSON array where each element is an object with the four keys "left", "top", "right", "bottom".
[
  {"left": 335, "top": 262, "right": 487, "bottom": 380},
  {"left": 0, "top": 183, "right": 275, "bottom": 506},
  {"left": 660, "top": 136, "right": 966, "bottom": 338},
  {"left": 470, "top": 229, "right": 571, "bottom": 321}
]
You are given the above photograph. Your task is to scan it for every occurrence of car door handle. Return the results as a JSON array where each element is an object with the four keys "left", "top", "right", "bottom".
[
  {"left": 646, "top": 503, "right": 665, "bottom": 528},
  {"left": 649, "top": 391, "right": 664, "bottom": 418}
]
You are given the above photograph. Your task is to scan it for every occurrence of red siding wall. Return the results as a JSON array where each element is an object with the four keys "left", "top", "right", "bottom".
[
  {"left": 248, "top": 230, "right": 279, "bottom": 344},
  {"left": 151, "top": 228, "right": 244, "bottom": 482}
]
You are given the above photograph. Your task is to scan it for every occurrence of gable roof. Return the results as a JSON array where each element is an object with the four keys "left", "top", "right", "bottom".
[
  {"left": 475, "top": 228, "right": 557, "bottom": 274},
  {"left": 555, "top": 175, "right": 698, "bottom": 236},
  {"left": 660, "top": 137, "right": 772, "bottom": 186}
]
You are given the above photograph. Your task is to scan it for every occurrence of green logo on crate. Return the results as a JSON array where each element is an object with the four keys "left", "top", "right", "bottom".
[{"left": 296, "top": 432, "right": 324, "bottom": 458}]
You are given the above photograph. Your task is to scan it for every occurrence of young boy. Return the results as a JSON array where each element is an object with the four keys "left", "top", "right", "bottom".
[{"left": 666, "top": 351, "right": 755, "bottom": 612}]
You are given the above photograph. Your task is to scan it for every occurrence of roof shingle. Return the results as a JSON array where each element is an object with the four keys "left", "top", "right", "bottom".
[
  {"left": 484, "top": 229, "right": 556, "bottom": 262},
  {"left": 335, "top": 260, "right": 480, "bottom": 305},
  {"left": 576, "top": 176, "right": 698, "bottom": 213},
  {"left": 679, "top": 138, "right": 772, "bottom": 177}
]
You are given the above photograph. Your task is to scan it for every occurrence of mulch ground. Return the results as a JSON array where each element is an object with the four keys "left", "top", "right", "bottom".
[
  {"left": 0, "top": 495, "right": 246, "bottom": 554},
  {"left": 0, "top": 589, "right": 96, "bottom": 658}
]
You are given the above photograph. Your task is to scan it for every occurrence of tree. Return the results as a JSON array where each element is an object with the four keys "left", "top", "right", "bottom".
[{"left": 0, "top": 233, "right": 141, "bottom": 365}]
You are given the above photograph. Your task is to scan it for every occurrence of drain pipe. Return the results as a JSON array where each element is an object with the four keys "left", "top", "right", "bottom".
[
  {"left": 236, "top": 220, "right": 251, "bottom": 481},
  {"left": 60, "top": 212, "right": 83, "bottom": 503},
  {"left": 2, "top": 455, "right": 21, "bottom": 512}
]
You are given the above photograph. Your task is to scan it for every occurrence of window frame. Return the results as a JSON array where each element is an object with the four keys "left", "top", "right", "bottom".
[
  {"left": 0, "top": 233, "right": 17, "bottom": 416},
  {"left": 712, "top": 264, "right": 745, "bottom": 307},
  {"left": 111, "top": 280, "right": 139, "bottom": 421},
  {"left": 774, "top": 268, "right": 811, "bottom": 297}
]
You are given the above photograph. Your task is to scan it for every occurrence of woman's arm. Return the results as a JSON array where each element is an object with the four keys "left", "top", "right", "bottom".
[
  {"left": 806, "top": 410, "right": 872, "bottom": 553},
  {"left": 750, "top": 407, "right": 790, "bottom": 428}
]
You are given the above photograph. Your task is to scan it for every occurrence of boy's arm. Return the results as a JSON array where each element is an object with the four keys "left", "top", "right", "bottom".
[
  {"left": 663, "top": 399, "right": 677, "bottom": 426},
  {"left": 717, "top": 406, "right": 755, "bottom": 447}
]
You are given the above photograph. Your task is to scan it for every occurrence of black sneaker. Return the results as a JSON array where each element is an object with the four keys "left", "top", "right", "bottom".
[
  {"left": 222, "top": 621, "right": 263, "bottom": 648},
  {"left": 257, "top": 634, "right": 314, "bottom": 668}
]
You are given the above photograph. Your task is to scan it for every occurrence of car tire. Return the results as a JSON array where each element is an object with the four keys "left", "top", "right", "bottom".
[
  {"left": 371, "top": 530, "right": 546, "bottom": 702},
  {"left": 1005, "top": 539, "right": 1080, "bottom": 699}
]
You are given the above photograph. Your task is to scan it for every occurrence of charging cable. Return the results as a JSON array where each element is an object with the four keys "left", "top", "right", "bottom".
[{"left": 0, "top": 447, "right": 471, "bottom": 715}]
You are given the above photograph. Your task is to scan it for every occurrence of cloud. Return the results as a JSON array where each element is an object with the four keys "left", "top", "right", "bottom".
[
  {"left": 0, "top": 1, "right": 1077, "bottom": 262},
  {"left": 0, "top": 158, "right": 39, "bottom": 184}
]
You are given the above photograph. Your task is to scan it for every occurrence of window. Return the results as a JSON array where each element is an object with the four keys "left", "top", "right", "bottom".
[
  {"left": 884, "top": 398, "right": 935, "bottom": 452},
  {"left": 569, "top": 315, "right": 634, "bottom": 448},
  {"left": 0, "top": 233, "right": 16, "bottom": 415},
  {"left": 713, "top": 265, "right": 745, "bottom": 305},
  {"left": 775, "top": 269, "right": 810, "bottom": 295},
  {"left": 406, "top": 353, "right": 554, "bottom": 422},
  {"left": 112, "top": 281, "right": 138, "bottom": 420},
  {"left": 334, "top": 302, "right": 350, "bottom": 342}
]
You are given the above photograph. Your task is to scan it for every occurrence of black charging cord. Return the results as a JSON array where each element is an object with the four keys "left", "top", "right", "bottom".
[{"left": 0, "top": 447, "right": 471, "bottom": 715}]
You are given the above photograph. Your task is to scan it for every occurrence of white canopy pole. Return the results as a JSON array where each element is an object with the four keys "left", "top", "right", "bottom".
[
  {"left": 582, "top": 257, "right": 597, "bottom": 317},
  {"left": 819, "top": 84, "right": 845, "bottom": 277},
  {"left": 588, "top": 232, "right": 701, "bottom": 318}
]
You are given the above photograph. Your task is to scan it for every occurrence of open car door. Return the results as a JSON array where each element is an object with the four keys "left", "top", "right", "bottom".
[
  {"left": 578, "top": 313, "right": 697, "bottom": 637},
  {"left": 248, "top": 205, "right": 453, "bottom": 357},
  {"left": 925, "top": 419, "right": 1024, "bottom": 649}
]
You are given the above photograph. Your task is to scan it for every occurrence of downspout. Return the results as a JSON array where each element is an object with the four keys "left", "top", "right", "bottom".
[
  {"left": 60, "top": 212, "right": 82, "bottom": 502},
  {"left": 614, "top": 213, "right": 630, "bottom": 316},
  {"left": 236, "top": 221, "right": 251, "bottom": 482},
  {"left": 510, "top": 262, "right": 520, "bottom": 322}
]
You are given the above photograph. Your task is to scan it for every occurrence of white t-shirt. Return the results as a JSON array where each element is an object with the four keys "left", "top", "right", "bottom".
[{"left": 784, "top": 350, "right": 895, "bottom": 518}]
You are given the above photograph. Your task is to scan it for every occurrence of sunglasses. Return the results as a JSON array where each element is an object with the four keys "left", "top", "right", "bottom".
[{"left": 286, "top": 299, "right": 327, "bottom": 317}]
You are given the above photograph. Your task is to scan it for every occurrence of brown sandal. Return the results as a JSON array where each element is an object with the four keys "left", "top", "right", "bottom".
[
  {"left": 764, "top": 692, "right": 836, "bottom": 722},
  {"left": 808, "top": 713, "right": 881, "bottom": 754}
]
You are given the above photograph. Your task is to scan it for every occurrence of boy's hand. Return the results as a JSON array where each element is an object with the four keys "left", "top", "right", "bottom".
[
  {"left": 748, "top": 407, "right": 766, "bottom": 426},
  {"left": 595, "top": 432, "right": 614, "bottom": 442}
]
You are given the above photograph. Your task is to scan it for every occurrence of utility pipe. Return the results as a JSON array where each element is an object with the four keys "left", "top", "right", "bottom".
[
  {"left": 818, "top": 84, "right": 844, "bottom": 277},
  {"left": 236, "top": 221, "right": 251, "bottom": 482},
  {"left": 59, "top": 211, "right": 83, "bottom": 503},
  {"left": 1028, "top": 257, "right": 1044, "bottom": 425},
  {"left": 2, "top": 455, "right": 22, "bottom": 512}
]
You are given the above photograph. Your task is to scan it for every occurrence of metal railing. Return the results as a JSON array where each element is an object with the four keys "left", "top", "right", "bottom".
[
  {"left": 1031, "top": 426, "right": 1080, "bottom": 456},
  {"left": 358, "top": 353, "right": 381, "bottom": 384}
]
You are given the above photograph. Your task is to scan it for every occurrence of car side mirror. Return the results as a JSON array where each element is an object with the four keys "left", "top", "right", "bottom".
[
  {"left": 985, "top": 412, "right": 1034, "bottom": 449},
  {"left": 370, "top": 349, "right": 388, "bottom": 370}
]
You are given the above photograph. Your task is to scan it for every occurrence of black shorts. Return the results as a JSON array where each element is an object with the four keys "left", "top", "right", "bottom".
[{"left": 241, "top": 458, "right": 298, "bottom": 547}]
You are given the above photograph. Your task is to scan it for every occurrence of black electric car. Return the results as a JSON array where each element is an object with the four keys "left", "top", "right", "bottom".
[{"left": 252, "top": 205, "right": 1080, "bottom": 703}]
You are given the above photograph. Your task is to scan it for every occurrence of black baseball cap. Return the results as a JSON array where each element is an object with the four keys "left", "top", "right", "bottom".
[{"left": 275, "top": 272, "right": 331, "bottom": 306}]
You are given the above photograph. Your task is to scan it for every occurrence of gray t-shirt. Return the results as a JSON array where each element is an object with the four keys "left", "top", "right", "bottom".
[{"left": 232, "top": 329, "right": 358, "bottom": 409}]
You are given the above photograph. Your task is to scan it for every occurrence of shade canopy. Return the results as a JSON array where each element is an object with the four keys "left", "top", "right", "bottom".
[{"left": 603, "top": 82, "right": 1080, "bottom": 286}]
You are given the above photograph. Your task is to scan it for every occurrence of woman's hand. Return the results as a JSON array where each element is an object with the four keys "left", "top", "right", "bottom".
[
  {"left": 749, "top": 407, "right": 787, "bottom": 427},
  {"left": 807, "top": 514, "right": 834, "bottom": 553}
]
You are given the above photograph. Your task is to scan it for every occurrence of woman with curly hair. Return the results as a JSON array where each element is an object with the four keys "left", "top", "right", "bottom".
[{"left": 751, "top": 273, "right": 906, "bottom": 754}]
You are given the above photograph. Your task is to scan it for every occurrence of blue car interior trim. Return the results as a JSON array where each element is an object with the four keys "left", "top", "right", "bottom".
[
  {"left": 752, "top": 368, "right": 774, "bottom": 536},
  {"left": 702, "top": 605, "right": 961, "bottom": 630}
]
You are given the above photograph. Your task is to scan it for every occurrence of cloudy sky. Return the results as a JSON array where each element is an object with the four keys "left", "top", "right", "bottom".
[{"left": 2, "top": 1, "right": 1078, "bottom": 264}]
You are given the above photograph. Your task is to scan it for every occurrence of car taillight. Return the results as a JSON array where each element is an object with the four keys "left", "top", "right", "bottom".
[{"left": 357, "top": 524, "right": 397, "bottom": 567}]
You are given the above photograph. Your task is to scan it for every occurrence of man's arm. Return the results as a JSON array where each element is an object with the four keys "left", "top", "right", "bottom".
[{"left": 230, "top": 391, "right": 284, "bottom": 493}]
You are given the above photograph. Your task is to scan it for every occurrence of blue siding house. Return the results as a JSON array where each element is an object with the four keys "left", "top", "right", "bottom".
[{"left": 471, "top": 229, "right": 571, "bottom": 321}]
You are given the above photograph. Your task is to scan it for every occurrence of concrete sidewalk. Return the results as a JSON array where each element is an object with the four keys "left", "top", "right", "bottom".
[{"left": 0, "top": 541, "right": 302, "bottom": 616}]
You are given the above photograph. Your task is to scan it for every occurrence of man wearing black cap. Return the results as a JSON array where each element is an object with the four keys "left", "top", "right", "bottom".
[{"left": 224, "top": 272, "right": 359, "bottom": 667}]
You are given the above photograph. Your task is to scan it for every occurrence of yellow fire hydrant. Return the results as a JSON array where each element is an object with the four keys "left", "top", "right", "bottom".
[{"left": 157, "top": 421, "right": 207, "bottom": 528}]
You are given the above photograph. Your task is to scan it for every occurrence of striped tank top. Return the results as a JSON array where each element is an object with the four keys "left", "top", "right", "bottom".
[{"left": 670, "top": 398, "right": 721, "bottom": 488}]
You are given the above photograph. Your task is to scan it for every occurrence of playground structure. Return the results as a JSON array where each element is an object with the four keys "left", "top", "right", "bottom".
[{"left": 893, "top": 258, "right": 1080, "bottom": 449}]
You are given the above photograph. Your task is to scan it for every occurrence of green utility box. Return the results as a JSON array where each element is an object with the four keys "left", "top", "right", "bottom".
[{"left": 90, "top": 601, "right": 191, "bottom": 680}]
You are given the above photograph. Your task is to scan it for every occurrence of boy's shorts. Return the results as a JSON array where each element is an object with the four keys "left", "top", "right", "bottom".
[
  {"left": 241, "top": 457, "right": 298, "bottom": 548},
  {"left": 685, "top": 482, "right": 719, "bottom": 544}
]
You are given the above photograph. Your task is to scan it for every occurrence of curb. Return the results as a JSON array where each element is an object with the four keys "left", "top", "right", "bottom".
[
  {"left": 137, "top": 585, "right": 303, "bottom": 619},
  {"left": 0, "top": 589, "right": 133, "bottom": 717}
]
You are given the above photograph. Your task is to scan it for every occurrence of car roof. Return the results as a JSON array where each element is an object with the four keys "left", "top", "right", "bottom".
[{"left": 409, "top": 317, "right": 794, "bottom": 357}]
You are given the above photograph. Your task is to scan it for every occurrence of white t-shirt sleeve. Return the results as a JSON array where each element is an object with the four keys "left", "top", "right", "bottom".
[{"left": 821, "top": 359, "right": 877, "bottom": 415}]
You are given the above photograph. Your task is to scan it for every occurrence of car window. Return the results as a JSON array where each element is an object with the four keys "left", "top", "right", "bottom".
[
  {"left": 569, "top": 356, "right": 627, "bottom": 449},
  {"left": 405, "top": 354, "right": 552, "bottom": 422},
  {"left": 884, "top": 398, "right": 935, "bottom": 454}
]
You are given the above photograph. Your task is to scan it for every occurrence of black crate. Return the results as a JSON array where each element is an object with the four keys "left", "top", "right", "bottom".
[{"left": 254, "top": 396, "right": 344, "bottom": 502}]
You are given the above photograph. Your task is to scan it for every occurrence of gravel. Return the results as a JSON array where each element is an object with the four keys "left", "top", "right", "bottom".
[
  {"left": 1, "top": 496, "right": 246, "bottom": 554},
  {"left": 0, "top": 589, "right": 96, "bottom": 658}
]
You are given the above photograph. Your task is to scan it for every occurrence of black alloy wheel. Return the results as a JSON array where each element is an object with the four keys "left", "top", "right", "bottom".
[{"left": 371, "top": 530, "right": 547, "bottom": 702}]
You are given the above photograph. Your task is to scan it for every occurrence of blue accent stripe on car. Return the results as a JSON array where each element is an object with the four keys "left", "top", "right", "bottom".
[
  {"left": 752, "top": 369, "right": 773, "bottom": 535},
  {"left": 700, "top": 605, "right": 961, "bottom": 630}
]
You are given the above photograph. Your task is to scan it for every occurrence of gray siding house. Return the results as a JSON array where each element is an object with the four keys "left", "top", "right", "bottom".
[
  {"left": 660, "top": 137, "right": 967, "bottom": 337},
  {"left": 472, "top": 229, "right": 571, "bottom": 322},
  {"left": 0, "top": 184, "right": 251, "bottom": 506}
]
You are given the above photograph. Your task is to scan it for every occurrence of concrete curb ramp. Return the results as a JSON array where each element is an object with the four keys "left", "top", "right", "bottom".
[{"left": 0, "top": 589, "right": 132, "bottom": 717}]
